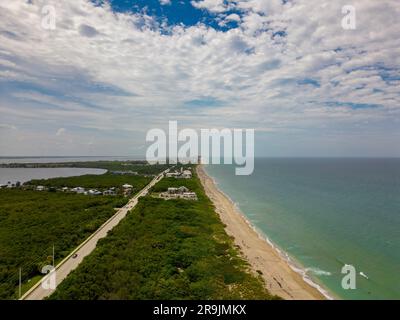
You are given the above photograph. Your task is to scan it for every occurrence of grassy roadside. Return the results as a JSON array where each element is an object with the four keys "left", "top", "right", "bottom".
[{"left": 49, "top": 167, "right": 279, "bottom": 300}]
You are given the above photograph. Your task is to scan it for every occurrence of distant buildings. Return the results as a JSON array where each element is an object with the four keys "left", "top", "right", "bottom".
[
  {"left": 122, "top": 184, "right": 133, "bottom": 196},
  {"left": 110, "top": 171, "right": 138, "bottom": 175},
  {"left": 181, "top": 170, "right": 192, "bottom": 179},
  {"left": 22, "top": 183, "right": 132, "bottom": 196},
  {"left": 87, "top": 189, "right": 102, "bottom": 196},
  {"left": 70, "top": 186, "right": 121, "bottom": 196},
  {"left": 0, "top": 181, "right": 21, "bottom": 189},
  {"left": 168, "top": 186, "right": 189, "bottom": 193},
  {"left": 159, "top": 186, "right": 197, "bottom": 201},
  {"left": 71, "top": 187, "right": 85, "bottom": 194},
  {"left": 165, "top": 172, "right": 180, "bottom": 178},
  {"left": 0, "top": 179, "right": 133, "bottom": 197},
  {"left": 103, "top": 188, "right": 117, "bottom": 196},
  {"left": 165, "top": 167, "right": 192, "bottom": 179}
]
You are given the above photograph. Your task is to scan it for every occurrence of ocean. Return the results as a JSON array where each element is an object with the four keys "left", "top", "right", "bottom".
[{"left": 205, "top": 158, "right": 400, "bottom": 300}]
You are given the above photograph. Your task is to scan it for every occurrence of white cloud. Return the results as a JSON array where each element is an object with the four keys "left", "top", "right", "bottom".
[
  {"left": 191, "top": 0, "right": 230, "bottom": 13},
  {"left": 0, "top": 0, "right": 399, "bottom": 156},
  {"left": 225, "top": 13, "right": 241, "bottom": 22},
  {"left": 236, "top": 0, "right": 285, "bottom": 15}
]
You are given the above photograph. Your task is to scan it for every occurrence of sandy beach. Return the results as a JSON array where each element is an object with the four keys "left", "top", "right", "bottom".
[{"left": 197, "top": 165, "right": 326, "bottom": 300}]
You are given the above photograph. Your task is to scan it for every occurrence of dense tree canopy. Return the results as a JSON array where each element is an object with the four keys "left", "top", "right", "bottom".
[
  {"left": 50, "top": 172, "right": 277, "bottom": 300},
  {"left": 27, "top": 173, "right": 151, "bottom": 191},
  {"left": 0, "top": 189, "right": 129, "bottom": 299}
]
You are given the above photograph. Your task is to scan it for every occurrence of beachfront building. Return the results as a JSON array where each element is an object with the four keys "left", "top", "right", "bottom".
[
  {"left": 166, "top": 172, "right": 180, "bottom": 178},
  {"left": 180, "top": 170, "right": 192, "bottom": 179},
  {"left": 166, "top": 186, "right": 189, "bottom": 194},
  {"left": 166, "top": 169, "right": 192, "bottom": 179},
  {"left": 36, "top": 186, "right": 46, "bottom": 191},
  {"left": 181, "top": 192, "right": 197, "bottom": 200},
  {"left": 167, "top": 187, "right": 178, "bottom": 194},
  {"left": 159, "top": 186, "right": 197, "bottom": 200}
]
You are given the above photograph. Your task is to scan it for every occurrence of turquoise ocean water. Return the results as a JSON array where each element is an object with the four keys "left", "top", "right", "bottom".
[{"left": 205, "top": 158, "right": 400, "bottom": 300}]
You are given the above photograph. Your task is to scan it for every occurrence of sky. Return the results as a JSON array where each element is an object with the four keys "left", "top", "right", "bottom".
[{"left": 0, "top": 0, "right": 399, "bottom": 157}]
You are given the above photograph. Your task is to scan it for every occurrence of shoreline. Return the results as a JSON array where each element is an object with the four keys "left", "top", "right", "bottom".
[{"left": 197, "top": 165, "right": 330, "bottom": 300}]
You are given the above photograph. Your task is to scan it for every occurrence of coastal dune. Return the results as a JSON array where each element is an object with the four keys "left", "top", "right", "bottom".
[{"left": 197, "top": 165, "right": 325, "bottom": 300}]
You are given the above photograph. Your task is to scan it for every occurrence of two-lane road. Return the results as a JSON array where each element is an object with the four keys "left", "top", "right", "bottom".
[{"left": 21, "top": 168, "right": 169, "bottom": 300}]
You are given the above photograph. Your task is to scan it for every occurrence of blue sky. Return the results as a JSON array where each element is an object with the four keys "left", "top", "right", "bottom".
[
  {"left": 0, "top": 0, "right": 399, "bottom": 157},
  {"left": 94, "top": 0, "right": 240, "bottom": 30}
]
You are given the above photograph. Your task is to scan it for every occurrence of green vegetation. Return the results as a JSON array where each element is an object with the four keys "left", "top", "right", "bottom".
[
  {"left": 151, "top": 177, "right": 198, "bottom": 193},
  {"left": 50, "top": 170, "right": 277, "bottom": 300},
  {"left": 27, "top": 173, "right": 151, "bottom": 192},
  {"left": 0, "top": 189, "right": 129, "bottom": 299},
  {"left": 1, "top": 161, "right": 170, "bottom": 175}
]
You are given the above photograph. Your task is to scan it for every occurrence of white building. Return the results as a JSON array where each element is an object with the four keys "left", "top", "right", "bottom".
[
  {"left": 181, "top": 170, "right": 192, "bottom": 179},
  {"left": 166, "top": 186, "right": 189, "bottom": 194},
  {"left": 88, "top": 189, "right": 102, "bottom": 196},
  {"left": 178, "top": 186, "right": 189, "bottom": 193},
  {"left": 160, "top": 186, "right": 197, "bottom": 200},
  {"left": 166, "top": 172, "right": 180, "bottom": 178},
  {"left": 167, "top": 187, "right": 178, "bottom": 194},
  {"left": 103, "top": 189, "right": 117, "bottom": 196},
  {"left": 71, "top": 187, "right": 85, "bottom": 194},
  {"left": 182, "top": 192, "right": 197, "bottom": 200},
  {"left": 166, "top": 169, "right": 192, "bottom": 179}
]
